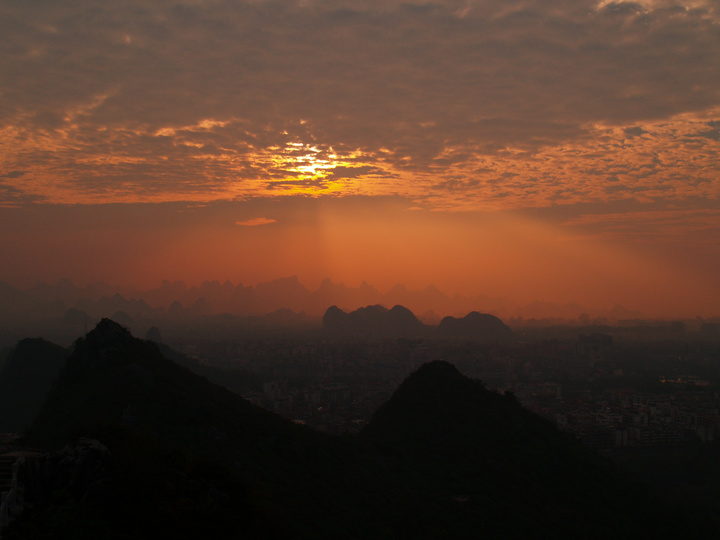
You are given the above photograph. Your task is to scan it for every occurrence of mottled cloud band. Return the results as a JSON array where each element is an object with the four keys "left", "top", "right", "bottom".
[{"left": 1, "top": 0, "right": 718, "bottom": 210}]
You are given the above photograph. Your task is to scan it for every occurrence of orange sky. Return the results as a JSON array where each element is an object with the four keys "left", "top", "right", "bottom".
[{"left": 1, "top": 0, "right": 719, "bottom": 317}]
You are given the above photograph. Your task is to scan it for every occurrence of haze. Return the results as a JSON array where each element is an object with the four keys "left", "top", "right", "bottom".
[{"left": 1, "top": 0, "right": 719, "bottom": 318}]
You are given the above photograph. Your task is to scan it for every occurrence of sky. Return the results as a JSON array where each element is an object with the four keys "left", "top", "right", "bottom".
[{"left": 1, "top": 0, "right": 719, "bottom": 317}]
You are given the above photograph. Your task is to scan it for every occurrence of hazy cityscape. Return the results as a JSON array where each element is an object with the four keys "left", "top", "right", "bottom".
[
  {"left": 1, "top": 278, "right": 720, "bottom": 536},
  {"left": 2, "top": 277, "right": 719, "bottom": 445}
]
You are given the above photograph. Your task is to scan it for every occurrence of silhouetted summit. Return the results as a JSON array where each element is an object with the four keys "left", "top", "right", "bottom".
[
  {"left": 18, "top": 319, "right": 397, "bottom": 539},
  {"left": 68, "top": 317, "right": 141, "bottom": 370},
  {"left": 25, "top": 318, "right": 303, "bottom": 454},
  {"left": 437, "top": 311, "right": 514, "bottom": 341},
  {"left": 360, "top": 359, "right": 687, "bottom": 537},
  {"left": 362, "top": 359, "right": 534, "bottom": 448},
  {"left": 322, "top": 304, "right": 425, "bottom": 338},
  {"left": 84, "top": 317, "right": 134, "bottom": 346}
]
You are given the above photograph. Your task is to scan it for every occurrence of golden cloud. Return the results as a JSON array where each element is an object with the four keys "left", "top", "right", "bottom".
[{"left": 235, "top": 217, "right": 277, "bottom": 227}]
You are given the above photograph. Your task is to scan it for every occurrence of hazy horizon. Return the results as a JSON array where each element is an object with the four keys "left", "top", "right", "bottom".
[{"left": 2, "top": 273, "right": 717, "bottom": 321}]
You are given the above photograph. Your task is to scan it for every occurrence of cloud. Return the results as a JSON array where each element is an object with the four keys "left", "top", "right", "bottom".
[
  {"left": 0, "top": 0, "right": 718, "bottom": 209},
  {"left": 235, "top": 217, "right": 277, "bottom": 226},
  {"left": 325, "top": 166, "right": 387, "bottom": 179},
  {"left": 0, "top": 183, "right": 46, "bottom": 207}
]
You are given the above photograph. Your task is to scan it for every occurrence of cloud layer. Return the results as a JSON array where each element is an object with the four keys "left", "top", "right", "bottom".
[{"left": 1, "top": 0, "right": 719, "bottom": 211}]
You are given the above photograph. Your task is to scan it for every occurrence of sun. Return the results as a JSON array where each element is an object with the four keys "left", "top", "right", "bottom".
[
  {"left": 254, "top": 140, "right": 359, "bottom": 195},
  {"left": 284, "top": 142, "right": 337, "bottom": 176},
  {"left": 234, "top": 128, "right": 378, "bottom": 199}
]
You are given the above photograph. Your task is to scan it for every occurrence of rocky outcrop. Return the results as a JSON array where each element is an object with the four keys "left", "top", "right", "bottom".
[
  {"left": 16, "top": 439, "right": 110, "bottom": 512},
  {"left": 1, "top": 441, "right": 105, "bottom": 538}
]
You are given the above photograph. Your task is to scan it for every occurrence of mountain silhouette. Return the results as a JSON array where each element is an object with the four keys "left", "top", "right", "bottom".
[
  {"left": 7, "top": 323, "right": 717, "bottom": 538},
  {"left": 359, "top": 360, "right": 709, "bottom": 537},
  {"left": 0, "top": 338, "right": 67, "bottom": 433},
  {"left": 61, "top": 307, "right": 93, "bottom": 327},
  {"left": 437, "top": 311, "right": 514, "bottom": 341},
  {"left": 253, "top": 275, "right": 313, "bottom": 313},
  {"left": 24, "top": 320, "right": 319, "bottom": 456},
  {"left": 17, "top": 319, "right": 396, "bottom": 538},
  {"left": 322, "top": 304, "right": 425, "bottom": 338}
]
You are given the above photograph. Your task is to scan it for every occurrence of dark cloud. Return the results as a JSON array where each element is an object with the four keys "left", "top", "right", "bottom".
[
  {"left": 0, "top": 0, "right": 719, "bottom": 204},
  {"left": 0, "top": 183, "right": 46, "bottom": 206},
  {"left": 623, "top": 126, "right": 647, "bottom": 138},
  {"left": 691, "top": 121, "right": 720, "bottom": 140},
  {"left": 1, "top": 171, "right": 26, "bottom": 179},
  {"left": 325, "top": 166, "right": 388, "bottom": 179}
]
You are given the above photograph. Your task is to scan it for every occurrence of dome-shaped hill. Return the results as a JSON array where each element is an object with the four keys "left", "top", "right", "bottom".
[
  {"left": 437, "top": 311, "right": 514, "bottom": 341},
  {"left": 322, "top": 304, "right": 425, "bottom": 338}
]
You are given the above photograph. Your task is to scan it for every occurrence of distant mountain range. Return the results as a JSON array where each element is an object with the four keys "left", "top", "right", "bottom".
[
  {"left": 0, "top": 276, "right": 646, "bottom": 326},
  {"left": 3, "top": 319, "right": 716, "bottom": 537},
  {"left": 323, "top": 304, "right": 426, "bottom": 338},
  {"left": 323, "top": 305, "right": 515, "bottom": 341}
]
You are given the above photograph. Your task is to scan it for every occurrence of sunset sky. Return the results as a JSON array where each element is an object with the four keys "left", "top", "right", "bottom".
[{"left": 1, "top": 0, "right": 719, "bottom": 317}]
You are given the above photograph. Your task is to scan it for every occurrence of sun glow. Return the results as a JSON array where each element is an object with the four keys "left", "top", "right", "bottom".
[
  {"left": 285, "top": 142, "right": 336, "bottom": 175},
  {"left": 250, "top": 141, "right": 369, "bottom": 196}
]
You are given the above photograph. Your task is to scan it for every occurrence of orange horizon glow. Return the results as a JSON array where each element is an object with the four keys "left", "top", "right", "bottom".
[
  {"left": 0, "top": 198, "right": 717, "bottom": 318},
  {"left": 1, "top": 0, "right": 718, "bottom": 318}
]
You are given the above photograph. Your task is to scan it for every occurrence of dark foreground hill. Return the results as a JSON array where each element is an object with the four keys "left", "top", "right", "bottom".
[
  {"left": 0, "top": 338, "right": 67, "bottom": 433},
  {"left": 5, "top": 320, "right": 719, "bottom": 538},
  {"left": 359, "top": 361, "right": 707, "bottom": 537},
  {"left": 15, "top": 319, "right": 395, "bottom": 539}
]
